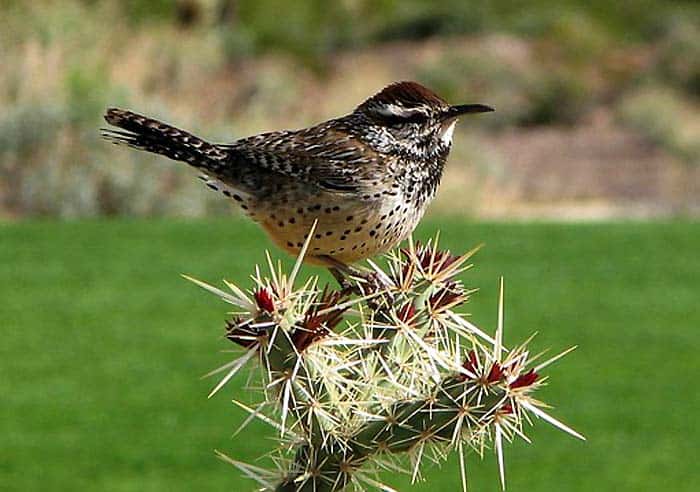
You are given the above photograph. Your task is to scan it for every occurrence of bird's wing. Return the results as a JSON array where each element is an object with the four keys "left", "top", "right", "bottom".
[{"left": 222, "top": 124, "right": 389, "bottom": 194}]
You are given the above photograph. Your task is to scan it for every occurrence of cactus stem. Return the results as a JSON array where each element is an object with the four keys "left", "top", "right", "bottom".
[{"left": 188, "top": 233, "right": 582, "bottom": 491}]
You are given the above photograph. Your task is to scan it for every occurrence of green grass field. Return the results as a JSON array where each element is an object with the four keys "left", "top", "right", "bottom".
[{"left": 2, "top": 219, "right": 698, "bottom": 491}]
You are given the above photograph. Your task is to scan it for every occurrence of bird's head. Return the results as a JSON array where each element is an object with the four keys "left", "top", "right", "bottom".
[{"left": 354, "top": 81, "right": 493, "bottom": 157}]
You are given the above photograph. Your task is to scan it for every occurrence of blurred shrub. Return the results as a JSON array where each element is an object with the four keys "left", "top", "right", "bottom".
[
  {"left": 536, "top": 11, "right": 613, "bottom": 64},
  {"left": 4, "top": 0, "right": 700, "bottom": 55},
  {"left": 419, "top": 50, "right": 589, "bottom": 128},
  {"left": 618, "top": 86, "right": 700, "bottom": 165},
  {"left": 653, "top": 17, "right": 700, "bottom": 96},
  {"left": 0, "top": 97, "right": 226, "bottom": 217},
  {"left": 219, "top": 24, "right": 257, "bottom": 61},
  {"left": 0, "top": 103, "right": 65, "bottom": 155},
  {"left": 215, "top": 0, "right": 699, "bottom": 68},
  {"left": 219, "top": 0, "right": 358, "bottom": 66},
  {"left": 418, "top": 53, "right": 527, "bottom": 129},
  {"left": 521, "top": 69, "right": 588, "bottom": 126},
  {"left": 0, "top": 102, "right": 67, "bottom": 216},
  {"left": 64, "top": 65, "right": 113, "bottom": 127},
  {"left": 121, "top": 0, "right": 177, "bottom": 24},
  {"left": 372, "top": 0, "right": 492, "bottom": 42}
]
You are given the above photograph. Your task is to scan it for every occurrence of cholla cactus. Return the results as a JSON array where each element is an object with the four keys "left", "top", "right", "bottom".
[{"left": 187, "top": 229, "right": 583, "bottom": 491}]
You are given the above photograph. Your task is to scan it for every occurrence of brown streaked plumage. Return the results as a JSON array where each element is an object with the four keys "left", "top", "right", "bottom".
[{"left": 101, "top": 81, "right": 492, "bottom": 269}]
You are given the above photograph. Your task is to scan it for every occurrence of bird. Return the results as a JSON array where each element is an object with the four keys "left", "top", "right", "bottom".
[{"left": 101, "top": 81, "right": 492, "bottom": 279}]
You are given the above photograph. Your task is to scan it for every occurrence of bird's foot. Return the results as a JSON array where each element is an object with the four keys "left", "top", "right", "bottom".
[
  {"left": 321, "top": 256, "right": 374, "bottom": 296},
  {"left": 329, "top": 267, "right": 355, "bottom": 294}
]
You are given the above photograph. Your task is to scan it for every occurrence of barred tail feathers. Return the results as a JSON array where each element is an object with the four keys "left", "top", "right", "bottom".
[{"left": 101, "top": 108, "right": 227, "bottom": 171}]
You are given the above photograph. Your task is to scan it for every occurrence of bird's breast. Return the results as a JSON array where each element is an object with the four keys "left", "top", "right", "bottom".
[{"left": 252, "top": 188, "right": 426, "bottom": 265}]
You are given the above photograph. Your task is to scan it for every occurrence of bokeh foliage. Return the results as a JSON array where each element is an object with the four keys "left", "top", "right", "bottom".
[{"left": 1, "top": 0, "right": 698, "bottom": 218}]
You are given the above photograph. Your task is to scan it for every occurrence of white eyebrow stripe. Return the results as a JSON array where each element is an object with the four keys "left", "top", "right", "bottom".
[{"left": 375, "top": 104, "right": 426, "bottom": 118}]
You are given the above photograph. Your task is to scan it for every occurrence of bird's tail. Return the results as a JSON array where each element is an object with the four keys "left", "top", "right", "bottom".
[{"left": 101, "top": 108, "right": 228, "bottom": 171}]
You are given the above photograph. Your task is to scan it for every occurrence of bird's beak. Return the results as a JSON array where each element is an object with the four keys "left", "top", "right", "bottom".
[{"left": 441, "top": 104, "right": 494, "bottom": 120}]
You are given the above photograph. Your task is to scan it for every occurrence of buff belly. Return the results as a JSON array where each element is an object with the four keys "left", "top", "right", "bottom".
[
  {"left": 200, "top": 174, "right": 425, "bottom": 265},
  {"left": 255, "top": 193, "right": 422, "bottom": 265}
]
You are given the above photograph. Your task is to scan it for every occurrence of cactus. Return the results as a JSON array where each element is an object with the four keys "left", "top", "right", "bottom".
[{"left": 188, "top": 229, "right": 583, "bottom": 491}]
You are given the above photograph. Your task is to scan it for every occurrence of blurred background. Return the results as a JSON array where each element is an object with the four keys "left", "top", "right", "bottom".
[
  {"left": 1, "top": 0, "right": 698, "bottom": 219},
  {"left": 2, "top": 1, "right": 699, "bottom": 492}
]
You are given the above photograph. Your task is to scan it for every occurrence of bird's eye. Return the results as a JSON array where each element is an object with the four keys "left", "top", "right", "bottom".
[{"left": 384, "top": 113, "right": 425, "bottom": 126}]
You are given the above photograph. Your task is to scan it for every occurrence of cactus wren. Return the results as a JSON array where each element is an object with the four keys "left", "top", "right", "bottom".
[{"left": 102, "top": 81, "right": 492, "bottom": 272}]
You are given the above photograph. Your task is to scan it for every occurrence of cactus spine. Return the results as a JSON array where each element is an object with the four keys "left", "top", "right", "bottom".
[{"left": 189, "top": 233, "right": 583, "bottom": 491}]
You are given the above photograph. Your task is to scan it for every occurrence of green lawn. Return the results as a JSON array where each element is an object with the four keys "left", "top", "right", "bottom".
[{"left": 2, "top": 219, "right": 698, "bottom": 491}]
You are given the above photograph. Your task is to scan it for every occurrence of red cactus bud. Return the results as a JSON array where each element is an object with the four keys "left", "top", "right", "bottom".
[
  {"left": 500, "top": 402, "right": 514, "bottom": 415},
  {"left": 226, "top": 318, "right": 264, "bottom": 349},
  {"left": 434, "top": 250, "right": 460, "bottom": 270},
  {"left": 254, "top": 288, "right": 275, "bottom": 313},
  {"left": 291, "top": 286, "right": 348, "bottom": 352},
  {"left": 486, "top": 362, "right": 504, "bottom": 383},
  {"left": 397, "top": 303, "right": 416, "bottom": 323},
  {"left": 414, "top": 244, "right": 460, "bottom": 272},
  {"left": 292, "top": 324, "right": 329, "bottom": 352},
  {"left": 510, "top": 369, "right": 539, "bottom": 389},
  {"left": 428, "top": 285, "right": 464, "bottom": 311},
  {"left": 462, "top": 350, "right": 479, "bottom": 378},
  {"left": 293, "top": 311, "right": 333, "bottom": 352},
  {"left": 400, "top": 243, "right": 463, "bottom": 282}
]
